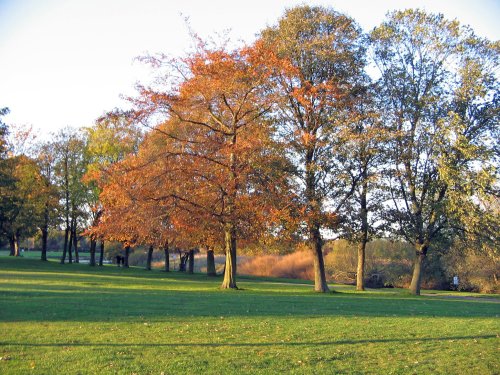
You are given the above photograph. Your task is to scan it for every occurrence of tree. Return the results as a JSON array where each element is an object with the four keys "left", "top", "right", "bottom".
[
  {"left": 35, "top": 141, "right": 60, "bottom": 261},
  {"left": 0, "top": 115, "right": 47, "bottom": 256},
  {"left": 336, "top": 89, "right": 386, "bottom": 291},
  {"left": 371, "top": 9, "right": 499, "bottom": 294},
  {"left": 128, "top": 40, "right": 288, "bottom": 289},
  {"left": 260, "top": 6, "right": 367, "bottom": 292},
  {"left": 54, "top": 128, "right": 89, "bottom": 264},
  {"left": 0, "top": 108, "right": 14, "bottom": 245},
  {"left": 83, "top": 109, "right": 142, "bottom": 266},
  {"left": 1, "top": 155, "right": 46, "bottom": 256}
]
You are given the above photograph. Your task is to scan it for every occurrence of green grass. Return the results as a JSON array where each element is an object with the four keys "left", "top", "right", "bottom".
[
  {"left": 0, "top": 258, "right": 499, "bottom": 374},
  {"left": 0, "top": 250, "right": 63, "bottom": 259}
]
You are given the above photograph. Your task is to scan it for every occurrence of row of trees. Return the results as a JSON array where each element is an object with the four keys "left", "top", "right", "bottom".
[
  {"left": 0, "top": 107, "right": 142, "bottom": 265},
  {"left": 1, "top": 7, "right": 498, "bottom": 295}
]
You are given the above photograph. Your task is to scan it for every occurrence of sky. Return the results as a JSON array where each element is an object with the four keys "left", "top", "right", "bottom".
[{"left": 0, "top": 0, "right": 499, "bottom": 136}]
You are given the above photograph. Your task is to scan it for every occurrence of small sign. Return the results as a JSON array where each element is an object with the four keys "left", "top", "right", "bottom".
[{"left": 453, "top": 276, "right": 459, "bottom": 286}]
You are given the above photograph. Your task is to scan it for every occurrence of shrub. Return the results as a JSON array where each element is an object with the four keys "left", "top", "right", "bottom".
[
  {"left": 324, "top": 239, "right": 415, "bottom": 288},
  {"left": 442, "top": 242, "right": 499, "bottom": 293}
]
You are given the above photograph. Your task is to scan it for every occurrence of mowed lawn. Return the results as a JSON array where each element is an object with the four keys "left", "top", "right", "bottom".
[{"left": 0, "top": 258, "right": 498, "bottom": 374}]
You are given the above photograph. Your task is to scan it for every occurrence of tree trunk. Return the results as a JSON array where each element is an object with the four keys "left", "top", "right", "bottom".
[
  {"left": 409, "top": 244, "right": 428, "bottom": 295},
  {"left": 9, "top": 235, "right": 15, "bottom": 256},
  {"left": 89, "top": 239, "right": 96, "bottom": 266},
  {"left": 163, "top": 244, "right": 169, "bottom": 272},
  {"left": 99, "top": 240, "right": 104, "bottom": 266},
  {"left": 67, "top": 225, "right": 73, "bottom": 264},
  {"left": 305, "top": 144, "right": 329, "bottom": 293},
  {"left": 311, "top": 225, "right": 329, "bottom": 292},
  {"left": 146, "top": 245, "right": 153, "bottom": 271},
  {"left": 221, "top": 132, "right": 238, "bottom": 289},
  {"left": 221, "top": 223, "right": 237, "bottom": 289},
  {"left": 73, "top": 224, "right": 79, "bottom": 263},
  {"left": 356, "top": 178, "right": 368, "bottom": 291},
  {"left": 188, "top": 249, "right": 194, "bottom": 274},
  {"left": 123, "top": 245, "right": 130, "bottom": 268},
  {"left": 356, "top": 240, "right": 367, "bottom": 291},
  {"left": 60, "top": 225, "right": 69, "bottom": 264},
  {"left": 179, "top": 252, "right": 187, "bottom": 272},
  {"left": 206, "top": 248, "right": 216, "bottom": 276},
  {"left": 41, "top": 225, "right": 48, "bottom": 261},
  {"left": 13, "top": 232, "right": 21, "bottom": 257}
]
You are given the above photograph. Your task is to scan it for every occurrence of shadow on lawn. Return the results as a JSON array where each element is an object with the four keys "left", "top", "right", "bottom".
[
  {"left": 1, "top": 258, "right": 499, "bottom": 322},
  {"left": 0, "top": 287, "right": 498, "bottom": 322},
  {"left": 0, "top": 335, "right": 496, "bottom": 348}
]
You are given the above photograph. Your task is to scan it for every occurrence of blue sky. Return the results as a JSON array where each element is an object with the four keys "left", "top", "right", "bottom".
[{"left": 0, "top": 0, "right": 498, "bottom": 135}]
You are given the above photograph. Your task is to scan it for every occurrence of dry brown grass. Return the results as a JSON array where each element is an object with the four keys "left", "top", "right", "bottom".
[{"left": 238, "top": 251, "right": 314, "bottom": 280}]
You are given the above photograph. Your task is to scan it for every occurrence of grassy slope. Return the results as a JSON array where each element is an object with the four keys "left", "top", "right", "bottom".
[{"left": 0, "top": 258, "right": 498, "bottom": 374}]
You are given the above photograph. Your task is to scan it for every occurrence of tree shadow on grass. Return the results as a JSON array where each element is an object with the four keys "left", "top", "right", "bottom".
[
  {"left": 0, "top": 286, "right": 499, "bottom": 322},
  {"left": 1, "top": 257, "right": 499, "bottom": 322},
  {"left": 0, "top": 335, "right": 496, "bottom": 348}
]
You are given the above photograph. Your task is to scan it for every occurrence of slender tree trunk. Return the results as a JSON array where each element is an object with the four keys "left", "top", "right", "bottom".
[
  {"left": 41, "top": 201, "right": 50, "bottom": 261},
  {"left": 73, "top": 224, "right": 79, "bottom": 263},
  {"left": 99, "top": 240, "right": 104, "bottom": 266},
  {"left": 188, "top": 249, "right": 194, "bottom": 274},
  {"left": 9, "top": 235, "right": 15, "bottom": 256},
  {"left": 357, "top": 178, "right": 368, "bottom": 291},
  {"left": 89, "top": 239, "right": 96, "bottom": 266},
  {"left": 60, "top": 225, "right": 69, "bottom": 264},
  {"left": 13, "top": 232, "right": 21, "bottom": 257},
  {"left": 206, "top": 248, "right": 216, "bottom": 276},
  {"left": 123, "top": 245, "right": 130, "bottom": 268},
  {"left": 221, "top": 131, "right": 238, "bottom": 289},
  {"left": 41, "top": 225, "right": 48, "bottom": 261},
  {"left": 311, "top": 225, "right": 329, "bottom": 292},
  {"left": 68, "top": 225, "right": 73, "bottom": 264},
  {"left": 221, "top": 223, "right": 237, "bottom": 289},
  {"left": 163, "top": 243, "right": 169, "bottom": 272},
  {"left": 61, "top": 154, "right": 70, "bottom": 264},
  {"left": 146, "top": 245, "right": 153, "bottom": 271},
  {"left": 409, "top": 243, "right": 428, "bottom": 295}
]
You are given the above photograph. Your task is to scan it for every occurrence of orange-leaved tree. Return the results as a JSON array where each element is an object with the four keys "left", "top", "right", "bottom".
[
  {"left": 260, "top": 6, "right": 368, "bottom": 292},
  {"left": 129, "top": 40, "right": 290, "bottom": 288}
]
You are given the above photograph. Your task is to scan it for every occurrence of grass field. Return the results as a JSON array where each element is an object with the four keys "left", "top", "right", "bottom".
[
  {"left": 0, "top": 250, "right": 64, "bottom": 259},
  {"left": 0, "top": 258, "right": 499, "bottom": 374}
]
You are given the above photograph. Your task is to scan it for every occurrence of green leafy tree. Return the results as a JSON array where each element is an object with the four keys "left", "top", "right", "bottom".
[
  {"left": 1, "top": 155, "right": 46, "bottom": 256},
  {"left": 371, "top": 9, "right": 499, "bottom": 295},
  {"left": 54, "top": 128, "right": 89, "bottom": 264},
  {"left": 35, "top": 140, "right": 60, "bottom": 261},
  {"left": 336, "top": 89, "right": 386, "bottom": 291}
]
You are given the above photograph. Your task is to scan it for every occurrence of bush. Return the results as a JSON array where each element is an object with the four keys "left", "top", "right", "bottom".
[
  {"left": 324, "top": 239, "right": 414, "bottom": 288},
  {"left": 442, "top": 241, "right": 499, "bottom": 293}
]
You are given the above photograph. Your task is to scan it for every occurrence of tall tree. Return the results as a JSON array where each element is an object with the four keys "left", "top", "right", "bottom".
[
  {"left": 336, "top": 90, "right": 386, "bottom": 291},
  {"left": 260, "top": 6, "right": 367, "bottom": 292},
  {"left": 1, "top": 155, "right": 46, "bottom": 256},
  {"left": 0, "top": 108, "right": 13, "bottom": 244},
  {"left": 130, "top": 41, "right": 286, "bottom": 289},
  {"left": 54, "top": 128, "right": 88, "bottom": 264},
  {"left": 371, "top": 9, "right": 499, "bottom": 294},
  {"left": 35, "top": 141, "right": 60, "bottom": 261},
  {"left": 83, "top": 109, "right": 142, "bottom": 266}
]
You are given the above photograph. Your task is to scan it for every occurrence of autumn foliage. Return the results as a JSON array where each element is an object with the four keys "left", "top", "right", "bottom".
[{"left": 82, "top": 6, "right": 498, "bottom": 294}]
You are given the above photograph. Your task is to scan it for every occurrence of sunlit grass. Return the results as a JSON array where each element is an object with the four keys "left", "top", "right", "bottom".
[{"left": 1, "top": 257, "right": 498, "bottom": 374}]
